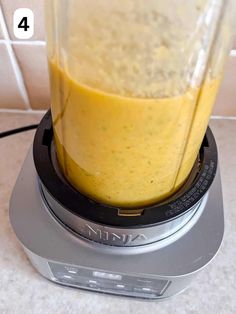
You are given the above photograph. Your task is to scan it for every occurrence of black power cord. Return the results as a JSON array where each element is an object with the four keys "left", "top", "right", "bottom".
[{"left": 0, "top": 124, "right": 38, "bottom": 139}]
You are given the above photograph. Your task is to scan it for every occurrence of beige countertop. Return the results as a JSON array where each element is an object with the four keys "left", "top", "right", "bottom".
[{"left": 0, "top": 112, "right": 236, "bottom": 314}]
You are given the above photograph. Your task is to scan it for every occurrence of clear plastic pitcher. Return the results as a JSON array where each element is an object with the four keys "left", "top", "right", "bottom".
[{"left": 45, "top": 0, "right": 235, "bottom": 208}]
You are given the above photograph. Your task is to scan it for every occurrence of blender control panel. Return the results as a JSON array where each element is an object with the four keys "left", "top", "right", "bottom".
[{"left": 48, "top": 262, "right": 170, "bottom": 299}]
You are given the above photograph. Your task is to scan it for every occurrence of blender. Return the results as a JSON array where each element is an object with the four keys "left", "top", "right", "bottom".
[{"left": 9, "top": 0, "right": 235, "bottom": 299}]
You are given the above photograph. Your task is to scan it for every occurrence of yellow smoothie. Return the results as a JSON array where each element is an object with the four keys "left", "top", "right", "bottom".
[{"left": 50, "top": 60, "right": 220, "bottom": 208}]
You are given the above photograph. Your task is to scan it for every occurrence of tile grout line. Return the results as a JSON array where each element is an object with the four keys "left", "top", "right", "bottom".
[
  {"left": 11, "top": 40, "right": 46, "bottom": 45},
  {"left": 211, "top": 115, "right": 236, "bottom": 120},
  {"left": 0, "top": 5, "right": 31, "bottom": 110},
  {"left": 0, "top": 108, "right": 46, "bottom": 114},
  {"left": 0, "top": 39, "right": 46, "bottom": 45}
]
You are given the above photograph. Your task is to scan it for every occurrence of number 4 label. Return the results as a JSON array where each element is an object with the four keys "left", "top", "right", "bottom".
[{"left": 13, "top": 8, "right": 34, "bottom": 39}]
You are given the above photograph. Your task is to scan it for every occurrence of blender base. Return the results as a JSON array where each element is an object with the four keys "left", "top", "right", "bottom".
[{"left": 9, "top": 147, "right": 224, "bottom": 300}]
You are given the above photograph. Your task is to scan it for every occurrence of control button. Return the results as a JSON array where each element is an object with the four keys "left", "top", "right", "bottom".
[
  {"left": 116, "top": 284, "right": 125, "bottom": 289},
  {"left": 93, "top": 271, "right": 122, "bottom": 280},
  {"left": 134, "top": 287, "right": 155, "bottom": 294},
  {"left": 88, "top": 280, "right": 98, "bottom": 288},
  {"left": 89, "top": 280, "right": 97, "bottom": 284},
  {"left": 65, "top": 266, "right": 78, "bottom": 274},
  {"left": 114, "top": 284, "right": 134, "bottom": 292},
  {"left": 63, "top": 275, "right": 72, "bottom": 279},
  {"left": 68, "top": 270, "right": 77, "bottom": 274}
]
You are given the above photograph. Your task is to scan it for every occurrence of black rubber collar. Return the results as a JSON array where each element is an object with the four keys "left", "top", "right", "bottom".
[{"left": 33, "top": 111, "right": 217, "bottom": 227}]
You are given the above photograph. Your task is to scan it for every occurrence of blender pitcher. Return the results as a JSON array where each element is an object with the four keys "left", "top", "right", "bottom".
[{"left": 45, "top": 0, "right": 235, "bottom": 208}]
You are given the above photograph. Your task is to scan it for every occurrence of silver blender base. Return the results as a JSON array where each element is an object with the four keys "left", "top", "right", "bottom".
[{"left": 9, "top": 148, "right": 224, "bottom": 300}]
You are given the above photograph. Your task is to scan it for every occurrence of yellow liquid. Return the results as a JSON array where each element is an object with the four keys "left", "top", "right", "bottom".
[{"left": 50, "top": 61, "right": 220, "bottom": 208}]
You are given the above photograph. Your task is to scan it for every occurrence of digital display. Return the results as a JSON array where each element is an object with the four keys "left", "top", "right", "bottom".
[{"left": 93, "top": 271, "right": 122, "bottom": 280}]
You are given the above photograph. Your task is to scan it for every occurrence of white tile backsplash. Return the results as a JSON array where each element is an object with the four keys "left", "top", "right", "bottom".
[
  {"left": 0, "top": 42, "right": 26, "bottom": 109},
  {"left": 13, "top": 43, "right": 50, "bottom": 109},
  {"left": 213, "top": 55, "right": 236, "bottom": 116},
  {"left": 0, "top": 5, "right": 30, "bottom": 109}
]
